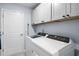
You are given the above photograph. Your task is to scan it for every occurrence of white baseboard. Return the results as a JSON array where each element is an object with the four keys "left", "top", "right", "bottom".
[{"left": 10, "top": 50, "right": 26, "bottom": 56}]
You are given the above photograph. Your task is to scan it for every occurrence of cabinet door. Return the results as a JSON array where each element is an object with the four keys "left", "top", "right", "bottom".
[
  {"left": 71, "top": 3, "right": 79, "bottom": 16},
  {"left": 53, "top": 3, "right": 66, "bottom": 20},
  {"left": 66, "top": 3, "right": 71, "bottom": 16},
  {"left": 32, "top": 3, "right": 51, "bottom": 24},
  {"left": 39, "top": 3, "right": 51, "bottom": 22},
  {"left": 32, "top": 8, "right": 40, "bottom": 24}
]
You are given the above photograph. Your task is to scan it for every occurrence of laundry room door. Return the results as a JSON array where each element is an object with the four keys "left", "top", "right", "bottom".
[{"left": 2, "top": 9, "right": 25, "bottom": 56}]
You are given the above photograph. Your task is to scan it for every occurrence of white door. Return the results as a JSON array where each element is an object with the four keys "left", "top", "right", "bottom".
[{"left": 2, "top": 9, "right": 25, "bottom": 56}]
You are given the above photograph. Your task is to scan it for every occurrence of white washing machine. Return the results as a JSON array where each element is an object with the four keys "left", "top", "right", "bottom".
[{"left": 26, "top": 34, "right": 74, "bottom": 56}]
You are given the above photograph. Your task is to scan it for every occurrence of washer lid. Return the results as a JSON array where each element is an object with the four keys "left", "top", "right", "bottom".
[{"left": 32, "top": 37, "right": 71, "bottom": 55}]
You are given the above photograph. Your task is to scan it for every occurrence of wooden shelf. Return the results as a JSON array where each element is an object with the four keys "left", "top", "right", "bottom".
[{"left": 32, "top": 16, "right": 79, "bottom": 26}]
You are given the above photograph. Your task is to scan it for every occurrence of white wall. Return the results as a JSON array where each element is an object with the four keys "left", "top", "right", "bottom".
[{"left": 0, "top": 3, "right": 35, "bottom": 36}]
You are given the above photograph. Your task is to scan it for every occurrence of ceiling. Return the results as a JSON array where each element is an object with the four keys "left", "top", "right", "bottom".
[{"left": 18, "top": 3, "right": 40, "bottom": 9}]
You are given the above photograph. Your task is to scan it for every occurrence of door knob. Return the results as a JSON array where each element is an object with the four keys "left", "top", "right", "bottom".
[
  {"left": 0, "top": 32, "right": 4, "bottom": 36},
  {"left": 20, "top": 34, "right": 23, "bottom": 36}
]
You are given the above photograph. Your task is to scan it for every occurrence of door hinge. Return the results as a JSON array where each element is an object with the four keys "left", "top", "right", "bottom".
[{"left": 2, "top": 49, "right": 4, "bottom": 52}]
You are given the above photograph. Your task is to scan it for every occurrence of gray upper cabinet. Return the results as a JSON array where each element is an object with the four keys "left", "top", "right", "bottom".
[
  {"left": 32, "top": 3, "right": 79, "bottom": 25},
  {"left": 71, "top": 3, "right": 79, "bottom": 16},
  {"left": 32, "top": 3, "right": 51, "bottom": 24},
  {"left": 52, "top": 3, "right": 66, "bottom": 20},
  {"left": 52, "top": 3, "right": 70, "bottom": 20}
]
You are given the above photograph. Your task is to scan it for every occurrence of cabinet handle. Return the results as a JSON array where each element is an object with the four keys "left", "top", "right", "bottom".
[
  {"left": 66, "top": 14, "right": 69, "bottom": 16},
  {"left": 62, "top": 15, "right": 65, "bottom": 17},
  {"left": 32, "top": 50, "right": 33, "bottom": 53}
]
